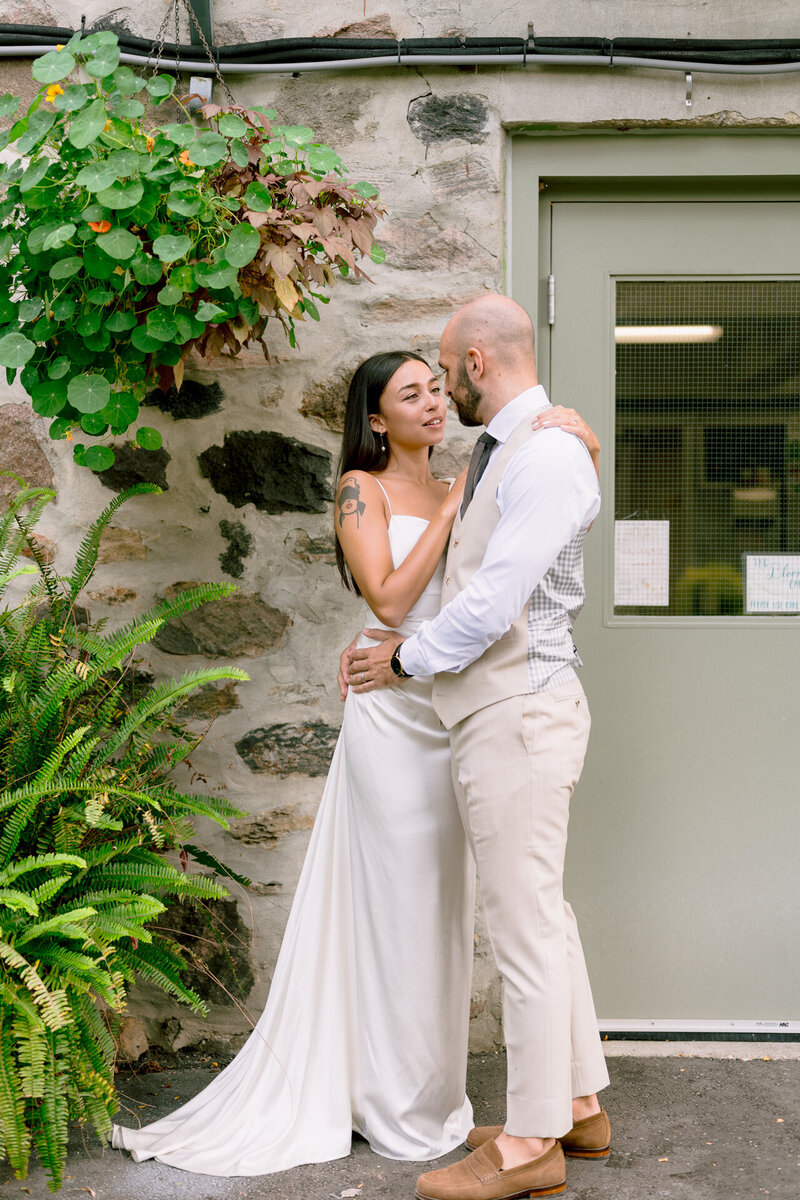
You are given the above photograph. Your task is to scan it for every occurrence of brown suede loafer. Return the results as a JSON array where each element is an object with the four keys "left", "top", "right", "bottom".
[
  {"left": 415, "top": 1139, "right": 566, "bottom": 1200},
  {"left": 466, "top": 1109, "right": 611, "bottom": 1159}
]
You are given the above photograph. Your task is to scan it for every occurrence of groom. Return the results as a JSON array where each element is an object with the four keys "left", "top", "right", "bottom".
[{"left": 347, "top": 294, "right": 610, "bottom": 1199}]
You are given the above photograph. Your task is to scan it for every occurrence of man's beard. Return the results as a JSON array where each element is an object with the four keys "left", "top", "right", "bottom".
[{"left": 452, "top": 361, "right": 482, "bottom": 427}]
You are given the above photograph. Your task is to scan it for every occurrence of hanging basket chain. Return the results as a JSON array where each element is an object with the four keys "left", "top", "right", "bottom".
[
  {"left": 177, "top": 0, "right": 236, "bottom": 106},
  {"left": 141, "top": 0, "right": 180, "bottom": 120}
]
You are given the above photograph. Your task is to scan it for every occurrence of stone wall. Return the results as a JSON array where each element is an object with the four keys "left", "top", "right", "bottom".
[{"left": 2, "top": 0, "right": 799, "bottom": 1055}]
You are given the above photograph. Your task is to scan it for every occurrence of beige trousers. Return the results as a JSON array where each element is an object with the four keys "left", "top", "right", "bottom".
[{"left": 449, "top": 679, "right": 610, "bottom": 1138}]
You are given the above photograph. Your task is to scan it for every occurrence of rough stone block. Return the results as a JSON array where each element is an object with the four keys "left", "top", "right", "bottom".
[
  {"left": 299, "top": 371, "right": 351, "bottom": 433},
  {"left": 152, "top": 582, "right": 290, "bottom": 658},
  {"left": 423, "top": 155, "right": 498, "bottom": 201},
  {"left": 143, "top": 379, "right": 224, "bottom": 420},
  {"left": 86, "top": 585, "right": 138, "bottom": 604},
  {"left": 0, "top": 404, "right": 55, "bottom": 500},
  {"left": 230, "top": 803, "right": 316, "bottom": 846},
  {"left": 380, "top": 218, "right": 492, "bottom": 271},
  {"left": 198, "top": 431, "right": 333, "bottom": 514},
  {"left": 318, "top": 13, "right": 397, "bottom": 38},
  {"left": 95, "top": 443, "right": 170, "bottom": 492},
  {"left": 284, "top": 528, "right": 337, "bottom": 565},
  {"left": 97, "top": 526, "right": 147, "bottom": 563},
  {"left": 158, "top": 897, "right": 255, "bottom": 1004},
  {"left": 408, "top": 93, "right": 490, "bottom": 145},
  {"left": 218, "top": 519, "right": 253, "bottom": 579},
  {"left": 235, "top": 721, "right": 340, "bottom": 776},
  {"left": 115, "top": 1014, "right": 149, "bottom": 1063},
  {"left": 177, "top": 680, "right": 242, "bottom": 720}
]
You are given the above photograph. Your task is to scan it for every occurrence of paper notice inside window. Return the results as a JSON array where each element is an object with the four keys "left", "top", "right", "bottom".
[
  {"left": 745, "top": 555, "right": 800, "bottom": 613},
  {"left": 614, "top": 520, "right": 670, "bottom": 607}
]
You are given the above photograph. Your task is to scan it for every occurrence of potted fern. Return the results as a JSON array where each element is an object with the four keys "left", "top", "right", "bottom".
[
  {"left": 0, "top": 28, "right": 384, "bottom": 472},
  {"left": 0, "top": 480, "right": 251, "bottom": 1191}
]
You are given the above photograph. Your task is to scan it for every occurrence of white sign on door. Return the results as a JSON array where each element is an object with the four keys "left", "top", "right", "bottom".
[
  {"left": 614, "top": 520, "right": 670, "bottom": 607},
  {"left": 745, "top": 555, "right": 800, "bottom": 613}
]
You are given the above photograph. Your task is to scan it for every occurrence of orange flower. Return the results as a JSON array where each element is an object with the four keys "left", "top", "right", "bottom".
[
  {"left": 104, "top": 121, "right": 112, "bottom": 132},
  {"left": 45, "top": 84, "right": 64, "bottom": 103},
  {"left": 145, "top": 135, "right": 155, "bottom": 151},
  {"left": 179, "top": 149, "right": 194, "bottom": 166},
  {"left": 56, "top": 44, "right": 64, "bottom": 50},
  {"left": 88, "top": 220, "right": 111, "bottom": 233}
]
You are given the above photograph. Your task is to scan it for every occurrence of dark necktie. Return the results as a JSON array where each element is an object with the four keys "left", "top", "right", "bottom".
[{"left": 460, "top": 432, "right": 498, "bottom": 517}]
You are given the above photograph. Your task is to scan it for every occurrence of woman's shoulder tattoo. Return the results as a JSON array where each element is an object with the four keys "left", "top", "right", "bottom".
[{"left": 337, "top": 474, "right": 367, "bottom": 528}]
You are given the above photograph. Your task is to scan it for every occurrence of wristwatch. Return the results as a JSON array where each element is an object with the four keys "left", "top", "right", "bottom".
[{"left": 390, "top": 641, "right": 413, "bottom": 679}]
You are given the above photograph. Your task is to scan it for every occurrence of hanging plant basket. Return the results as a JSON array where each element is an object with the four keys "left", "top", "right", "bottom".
[{"left": 0, "top": 30, "right": 385, "bottom": 472}]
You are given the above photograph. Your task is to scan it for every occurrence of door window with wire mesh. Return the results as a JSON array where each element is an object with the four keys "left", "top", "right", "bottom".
[{"left": 614, "top": 280, "right": 800, "bottom": 616}]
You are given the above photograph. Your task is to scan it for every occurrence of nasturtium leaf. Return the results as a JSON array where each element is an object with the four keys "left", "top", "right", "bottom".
[
  {"left": 167, "top": 192, "right": 201, "bottom": 216},
  {"left": 110, "top": 98, "right": 145, "bottom": 120},
  {"left": 107, "top": 148, "right": 139, "bottom": 176},
  {"left": 145, "top": 74, "right": 176, "bottom": 99},
  {"left": 0, "top": 332, "right": 35, "bottom": 368},
  {"left": 32, "top": 316, "right": 57, "bottom": 340},
  {"left": 31, "top": 380, "right": 67, "bottom": 417},
  {"left": 218, "top": 113, "right": 248, "bottom": 138},
  {"left": 159, "top": 122, "right": 195, "bottom": 148},
  {"left": 17, "top": 298, "right": 43, "bottom": 323},
  {"left": 194, "top": 261, "right": 238, "bottom": 290},
  {"left": 32, "top": 48, "right": 76, "bottom": 84},
  {"left": 76, "top": 310, "right": 103, "bottom": 336},
  {"left": 223, "top": 223, "right": 261, "bottom": 268},
  {"left": 5, "top": 368, "right": 15, "bottom": 385},
  {"left": 50, "top": 256, "right": 83, "bottom": 280},
  {"left": 369, "top": 243, "right": 386, "bottom": 264},
  {"left": 95, "top": 227, "right": 139, "bottom": 260},
  {"left": 83, "top": 328, "right": 111, "bottom": 352},
  {"left": 242, "top": 180, "right": 273, "bottom": 211},
  {"left": 146, "top": 308, "right": 177, "bottom": 342},
  {"left": 136, "top": 426, "right": 163, "bottom": 450},
  {"left": 130, "top": 326, "right": 161, "bottom": 353},
  {"left": 19, "top": 158, "right": 50, "bottom": 193},
  {"left": 353, "top": 179, "right": 379, "bottom": 200},
  {"left": 187, "top": 132, "right": 228, "bottom": 166},
  {"left": 68, "top": 99, "right": 107, "bottom": 150},
  {"left": 95, "top": 180, "right": 144, "bottom": 210},
  {"left": 81, "top": 202, "right": 111, "bottom": 224},
  {"left": 105, "top": 310, "right": 137, "bottom": 333},
  {"left": 53, "top": 84, "right": 90, "bottom": 112},
  {"left": 68, "top": 372, "right": 111, "bottom": 413},
  {"left": 229, "top": 140, "right": 249, "bottom": 169},
  {"left": 47, "top": 355, "right": 71, "bottom": 379},
  {"left": 169, "top": 264, "right": 195, "bottom": 291},
  {"left": 195, "top": 301, "right": 225, "bottom": 321},
  {"left": 101, "top": 392, "right": 138, "bottom": 426},
  {"left": 0, "top": 159, "right": 23, "bottom": 185},
  {"left": 42, "top": 223, "right": 77, "bottom": 251},
  {"left": 73, "top": 442, "right": 86, "bottom": 465},
  {"left": 83, "top": 445, "right": 115, "bottom": 471},
  {"left": 112, "top": 66, "right": 141, "bottom": 96},
  {"left": 145, "top": 161, "right": 180, "bottom": 182},
  {"left": 76, "top": 160, "right": 117, "bottom": 191},
  {"left": 275, "top": 124, "right": 314, "bottom": 148},
  {"left": 52, "top": 296, "right": 76, "bottom": 321},
  {"left": 131, "top": 255, "right": 163, "bottom": 285},
  {"left": 80, "top": 412, "right": 109, "bottom": 435},
  {"left": 86, "top": 286, "right": 114, "bottom": 305},
  {"left": 0, "top": 94, "right": 19, "bottom": 119},
  {"left": 172, "top": 312, "right": 199, "bottom": 342},
  {"left": 154, "top": 342, "right": 183, "bottom": 365},
  {"left": 152, "top": 233, "right": 191, "bottom": 262},
  {"left": 156, "top": 284, "right": 183, "bottom": 306},
  {"left": 49, "top": 417, "right": 72, "bottom": 440},
  {"left": 307, "top": 147, "right": 342, "bottom": 176},
  {"left": 85, "top": 43, "right": 121, "bottom": 79}
]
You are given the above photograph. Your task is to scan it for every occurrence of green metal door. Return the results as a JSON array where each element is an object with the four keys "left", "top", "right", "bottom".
[{"left": 546, "top": 201, "right": 800, "bottom": 1031}]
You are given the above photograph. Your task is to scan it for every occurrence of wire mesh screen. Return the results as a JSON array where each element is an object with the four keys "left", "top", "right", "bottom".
[{"left": 614, "top": 280, "right": 800, "bottom": 616}]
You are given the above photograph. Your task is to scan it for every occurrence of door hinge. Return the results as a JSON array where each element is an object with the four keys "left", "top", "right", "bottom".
[{"left": 547, "top": 274, "right": 555, "bottom": 325}]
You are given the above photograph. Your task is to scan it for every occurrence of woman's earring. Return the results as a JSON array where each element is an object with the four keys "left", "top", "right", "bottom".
[{"left": 380, "top": 433, "right": 387, "bottom": 453}]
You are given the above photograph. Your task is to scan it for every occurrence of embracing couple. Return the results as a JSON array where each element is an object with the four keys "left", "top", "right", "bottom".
[{"left": 113, "top": 294, "right": 611, "bottom": 1199}]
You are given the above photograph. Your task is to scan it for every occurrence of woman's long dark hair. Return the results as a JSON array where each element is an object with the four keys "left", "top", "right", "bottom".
[{"left": 335, "top": 350, "right": 432, "bottom": 592}]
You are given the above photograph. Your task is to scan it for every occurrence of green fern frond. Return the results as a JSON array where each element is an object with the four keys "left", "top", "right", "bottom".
[
  {"left": 0, "top": 854, "right": 87, "bottom": 887},
  {"left": 67, "top": 484, "right": 161, "bottom": 603}
]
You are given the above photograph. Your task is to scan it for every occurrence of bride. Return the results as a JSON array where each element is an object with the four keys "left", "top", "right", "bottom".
[{"left": 112, "top": 350, "right": 598, "bottom": 1177}]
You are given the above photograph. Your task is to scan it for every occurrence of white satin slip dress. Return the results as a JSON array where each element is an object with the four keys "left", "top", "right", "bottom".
[{"left": 112, "top": 500, "right": 475, "bottom": 1176}]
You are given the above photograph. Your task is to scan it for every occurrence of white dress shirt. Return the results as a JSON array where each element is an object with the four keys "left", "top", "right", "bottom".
[{"left": 400, "top": 386, "right": 600, "bottom": 678}]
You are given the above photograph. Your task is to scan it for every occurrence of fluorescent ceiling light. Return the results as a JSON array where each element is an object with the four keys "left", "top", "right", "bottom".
[{"left": 615, "top": 324, "right": 724, "bottom": 344}]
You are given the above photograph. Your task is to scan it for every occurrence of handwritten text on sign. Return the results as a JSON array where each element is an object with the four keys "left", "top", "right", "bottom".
[{"left": 745, "top": 555, "right": 800, "bottom": 613}]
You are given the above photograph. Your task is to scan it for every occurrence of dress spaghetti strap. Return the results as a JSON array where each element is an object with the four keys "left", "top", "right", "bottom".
[{"left": 373, "top": 476, "right": 394, "bottom": 518}]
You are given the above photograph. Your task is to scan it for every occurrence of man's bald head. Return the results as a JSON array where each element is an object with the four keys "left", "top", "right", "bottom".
[
  {"left": 443, "top": 295, "right": 535, "bottom": 364},
  {"left": 439, "top": 294, "right": 538, "bottom": 425}
]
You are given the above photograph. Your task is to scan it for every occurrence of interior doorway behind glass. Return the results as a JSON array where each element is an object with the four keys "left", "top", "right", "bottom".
[{"left": 614, "top": 280, "right": 800, "bottom": 617}]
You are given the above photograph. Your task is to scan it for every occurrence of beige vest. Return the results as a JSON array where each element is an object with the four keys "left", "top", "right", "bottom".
[{"left": 432, "top": 416, "right": 540, "bottom": 730}]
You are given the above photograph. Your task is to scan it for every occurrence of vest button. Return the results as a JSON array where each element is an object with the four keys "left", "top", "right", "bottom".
[{"left": 445, "top": 576, "right": 451, "bottom": 584}]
